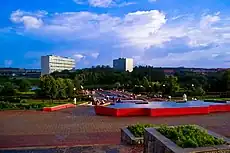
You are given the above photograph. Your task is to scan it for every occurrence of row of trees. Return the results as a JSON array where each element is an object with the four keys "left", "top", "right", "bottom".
[
  {"left": 38, "top": 75, "right": 77, "bottom": 100},
  {"left": 51, "top": 66, "right": 229, "bottom": 96},
  {"left": 0, "top": 65, "right": 230, "bottom": 97}
]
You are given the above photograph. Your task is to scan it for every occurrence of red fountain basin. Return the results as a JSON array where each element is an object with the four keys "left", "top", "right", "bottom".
[{"left": 94, "top": 101, "right": 230, "bottom": 117}]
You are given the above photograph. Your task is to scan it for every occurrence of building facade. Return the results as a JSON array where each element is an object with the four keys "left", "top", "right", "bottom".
[
  {"left": 41, "top": 55, "right": 75, "bottom": 75},
  {"left": 113, "top": 58, "right": 134, "bottom": 72}
]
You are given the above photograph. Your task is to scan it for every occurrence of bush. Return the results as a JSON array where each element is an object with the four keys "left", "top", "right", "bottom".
[
  {"left": 0, "top": 97, "right": 21, "bottom": 103},
  {"left": 0, "top": 102, "right": 46, "bottom": 110},
  {"left": 157, "top": 125, "right": 225, "bottom": 148},
  {"left": 127, "top": 123, "right": 156, "bottom": 137},
  {"left": 20, "top": 99, "right": 27, "bottom": 103}
]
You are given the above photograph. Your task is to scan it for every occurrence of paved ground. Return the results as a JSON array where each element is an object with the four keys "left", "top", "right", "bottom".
[
  {"left": 0, "top": 145, "right": 143, "bottom": 153},
  {"left": 0, "top": 106, "right": 230, "bottom": 152}
]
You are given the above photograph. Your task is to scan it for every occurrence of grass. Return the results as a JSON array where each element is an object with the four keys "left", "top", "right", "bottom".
[{"left": 0, "top": 99, "right": 89, "bottom": 110}]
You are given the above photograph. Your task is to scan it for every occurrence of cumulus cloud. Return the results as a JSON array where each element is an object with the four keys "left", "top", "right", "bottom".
[
  {"left": 9, "top": 9, "right": 230, "bottom": 67},
  {"left": 10, "top": 10, "right": 46, "bottom": 29},
  {"left": 73, "top": 0, "right": 135, "bottom": 7}
]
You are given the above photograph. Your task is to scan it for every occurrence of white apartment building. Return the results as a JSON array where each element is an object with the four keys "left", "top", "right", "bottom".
[
  {"left": 41, "top": 55, "right": 75, "bottom": 75},
  {"left": 113, "top": 58, "right": 134, "bottom": 72}
]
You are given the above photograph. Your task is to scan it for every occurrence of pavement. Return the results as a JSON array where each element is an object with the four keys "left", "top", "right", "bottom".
[{"left": 0, "top": 106, "right": 230, "bottom": 152}]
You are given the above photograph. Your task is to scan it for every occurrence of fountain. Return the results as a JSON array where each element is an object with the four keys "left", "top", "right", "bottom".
[{"left": 183, "top": 94, "right": 187, "bottom": 102}]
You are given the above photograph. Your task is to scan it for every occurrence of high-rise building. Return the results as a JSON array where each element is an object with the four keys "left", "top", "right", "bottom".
[
  {"left": 41, "top": 55, "right": 75, "bottom": 75},
  {"left": 113, "top": 58, "right": 133, "bottom": 72}
]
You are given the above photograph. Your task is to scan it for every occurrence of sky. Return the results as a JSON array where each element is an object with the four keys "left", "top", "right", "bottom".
[{"left": 1, "top": 0, "right": 230, "bottom": 68}]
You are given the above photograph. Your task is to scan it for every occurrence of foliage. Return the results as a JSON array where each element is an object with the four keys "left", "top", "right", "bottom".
[
  {"left": 18, "top": 79, "right": 31, "bottom": 92},
  {"left": 157, "top": 125, "right": 225, "bottom": 148},
  {"left": 0, "top": 66, "right": 230, "bottom": 99},
  {"left": 0, "top": 82, "right": 17, "bottom": 96},
  {"left": 0, "top": 102, "right": 46, "bottom": 110},
  {"left": 65, "top": 79, "right": 74, "bottom": 98},
  {"left": 127, "top": 123, "right": 156, "bottom": 137}
]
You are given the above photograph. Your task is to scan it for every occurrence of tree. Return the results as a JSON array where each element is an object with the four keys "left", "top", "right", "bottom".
[
  {"left": 56, "top": 78, "right": 66, "bottom": 99},
  {"left": 18, "top": 79, "right": 31, "bottom": 92},
  {"left": 65, "top": 79, "right": 74, "bottom": 98},
  {"left": 40, "top": 75, "right": 58, "bottom": 101},
  {"left": 0, "top": 82, "right": 17, "bottom": 96},
  {"left": 192, "top": 87, "right": 206, "bottom": 96},
  {"left": 165, "top": 76, "right": 180, "bottom": 95},
  {"left": 142, "top": 77, "right": 150, "bottom": 91},
  {"left": 222, "top": 70, "right": 230, "bottom": 92}
]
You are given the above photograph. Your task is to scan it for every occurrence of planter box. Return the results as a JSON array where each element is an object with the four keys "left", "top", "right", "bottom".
[
  {"left": 121, "top": 128, "right": 144, "bottom": 145},
  {"left": 144, "top": 125, "right": 230, "bottom": 153}
]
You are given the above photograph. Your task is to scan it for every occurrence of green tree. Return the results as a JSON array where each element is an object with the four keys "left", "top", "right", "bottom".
[
  {"left": 192, "top": 87, "right": 206, "bottom": 96},
  {"left": 65, "top": 79, "right": 74, "bottom": 98},
  {"left": 40, "top": 75, "right": 58, "bottom": 101},
  {"left": 56, "top": 78, "right": 66, "bottom": 99},
  {"left": 222, "top": 70, "right": 230, "bottom": 91},
  {"left": 165, "top": 76, "right": 180, "bottom": 95},
  {"left": 0, "top": 82, "right": 17, "bottom": 96},
  {"left": 142, "top": 77, "right": 150, "bottom": 91},
  {"left": 18, "top": 79, "right": 31, "bottom": 92}
]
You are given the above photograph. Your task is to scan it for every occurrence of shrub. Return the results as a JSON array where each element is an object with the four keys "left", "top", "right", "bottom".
[
  {"left": 20, "top": 99, "right": 27, "bottom": 103},
  {"left": 157, "top": 125, "right": 226, "bottom": 148},
  {"left": 127, "top": 123, "right": 155, "bottom": 137},
  {"left": 0, "top": 102, "right": 45, "bottom": 110}
]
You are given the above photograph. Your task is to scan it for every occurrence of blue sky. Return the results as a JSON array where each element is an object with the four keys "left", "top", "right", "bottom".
[{"left": 1, "top": 0, "right": 230, "bottom": 68}]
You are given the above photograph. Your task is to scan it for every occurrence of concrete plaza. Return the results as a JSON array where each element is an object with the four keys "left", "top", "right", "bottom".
[{"left": 0, "top": 106, "right": 229, "bottom": 152}]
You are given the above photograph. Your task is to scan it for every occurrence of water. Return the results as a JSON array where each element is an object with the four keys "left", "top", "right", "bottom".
[{"left": 107, "top": 100, "right": 229, "bottom": 109}]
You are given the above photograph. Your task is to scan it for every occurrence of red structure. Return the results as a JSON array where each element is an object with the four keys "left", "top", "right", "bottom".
[
  {"left": 94, "top": 104, "right": 230, "bottom": 117},
  {"left": 43, "top": 103, "right": 76, "bottom": 112}
]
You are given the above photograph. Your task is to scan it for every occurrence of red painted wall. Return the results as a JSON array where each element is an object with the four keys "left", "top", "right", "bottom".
[
  {"left": 149, "top": 107, "right": 209, "bottom": 117},
  {"left": 209, "top": 105, "right": 230, "bottom": 113},
  {"left": 94, "top": 104, "right": 230, "bottom": 117},
  {"left": 43, "top": 104, "right": 76, "bottom": 112}
]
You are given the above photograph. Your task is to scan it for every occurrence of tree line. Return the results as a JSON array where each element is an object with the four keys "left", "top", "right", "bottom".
[{"left": 0, "top": 66, "right": 230, "bottom": 98}]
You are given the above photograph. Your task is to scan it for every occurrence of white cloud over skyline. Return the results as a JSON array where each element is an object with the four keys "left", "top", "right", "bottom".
[{"left": 6, "top": 7, "right": 230, "bottom": 68}]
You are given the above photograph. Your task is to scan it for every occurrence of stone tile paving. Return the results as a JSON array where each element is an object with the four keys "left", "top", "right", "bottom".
[
  {"left": 0, "top": 106, "right": 230, "bottom": 149},
  {"left": 0, "top": 145, "right": 143, "bottom": 153}
]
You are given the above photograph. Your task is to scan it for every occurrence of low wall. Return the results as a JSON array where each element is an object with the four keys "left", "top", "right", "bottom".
[
  {"left": 43, "top": 103, "right": 76, "bottom": 112},
  {"left": 121, "top": 128, "right": 144, "bottom": 145},
  {"left": 94, "top": 104, "right": 230, "bottom": 117},
  {"left": 144, "top": 126, "right": 230, "bottom": 153}
]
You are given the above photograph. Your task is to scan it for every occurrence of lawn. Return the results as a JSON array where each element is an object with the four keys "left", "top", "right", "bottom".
[{"left": 0, "top": 99, "right": 88, "bottom": 110}]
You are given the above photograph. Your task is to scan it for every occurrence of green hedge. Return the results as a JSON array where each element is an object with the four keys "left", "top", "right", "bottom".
[
  {"left": 0, "top": 102, "right": 46, "bottom": 110},
  {"left": 127, "top": 123, "right": 156, "bottom": 137},
  {"left": 127, "top": 124, "right": 226, "bottom": 148},
  {"left": 157, "top": 125, "right": 225, "bottom": 148}
]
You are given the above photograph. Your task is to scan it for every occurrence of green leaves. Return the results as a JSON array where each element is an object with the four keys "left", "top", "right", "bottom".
[
  {"left": 157, "top": 125, "right": 225, "bottom": 148},
  {"left": 127, "top": 123, "right": 155, "bottom": 137}
]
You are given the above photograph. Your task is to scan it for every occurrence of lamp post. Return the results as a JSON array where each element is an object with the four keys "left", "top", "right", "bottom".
[{"left": 73, "top": 88, "right": 76, "bottom": 105}]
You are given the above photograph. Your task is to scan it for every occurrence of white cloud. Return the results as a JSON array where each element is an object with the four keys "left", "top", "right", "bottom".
[
  {"left": 4, "top": 60, "right": 13, "bottom": 67},
  {"left": 74, "top": 53, "right": 85, "bottom": 61},
  {"left": 90, "top": 52, "right": 100, "bottom": 58},
  {"left": 10, "top": 10, "right": 230, "bottom": 67},
  {"left": 89, "top": 0, "right": 113, "bottom": 7},
  {"left": 73, "top": 0, "right": 135, "bottom": 8},
  {"left": 148, "top": 0, "right": 157, "bottom": 2},
  {"left": 10, "top": 10, "right": 45, "bottom": 29}
]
